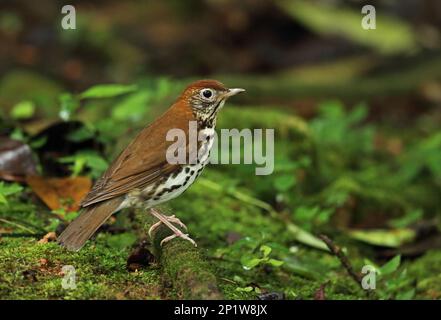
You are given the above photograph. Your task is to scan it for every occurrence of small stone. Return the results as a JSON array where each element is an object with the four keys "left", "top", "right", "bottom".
[{"left": 257, "top": 292, "right": 285, "bottom": 300}]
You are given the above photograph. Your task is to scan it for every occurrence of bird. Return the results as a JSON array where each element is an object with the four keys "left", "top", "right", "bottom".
[{"left": 57, "top": 80, "right": 245, "bottom": 251}]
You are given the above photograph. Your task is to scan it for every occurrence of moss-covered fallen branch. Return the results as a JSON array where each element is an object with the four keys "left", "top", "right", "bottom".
[{"left": 136, "top": 208, "right": 223, "bottom": 300}]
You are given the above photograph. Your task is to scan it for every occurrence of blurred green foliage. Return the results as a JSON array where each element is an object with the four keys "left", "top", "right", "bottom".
[{"left": 278, "top": 0, "right": 417, "bottom": 54}]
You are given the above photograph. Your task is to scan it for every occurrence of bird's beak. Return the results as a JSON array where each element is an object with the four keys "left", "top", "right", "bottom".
[{"left": 224, "top": 88, "right": 245, "bottom": 98}]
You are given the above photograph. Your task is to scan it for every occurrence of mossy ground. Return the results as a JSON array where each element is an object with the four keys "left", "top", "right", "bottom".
[
  {"left": 0, "top": 237, "right": 165, "bottom": 299},
  {"left": 2, "top": 171, "right": 440, "bottom": 299}
]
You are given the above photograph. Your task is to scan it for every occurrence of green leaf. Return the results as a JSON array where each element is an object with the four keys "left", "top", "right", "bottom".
[
  {"left": 9, "top": 128, "right": 26, "bottom": 141},
  {"left": 80, "top": 84, "right": 137, "bottom": 99},
  {"left": 30, "top": 135, "right": 48, "bottom": 149},
  {"left": 348, "top": 229, "right": 415, "bottom": 248},
  {"left": 10, "top": 100, "right": 35, "bottom": 120},
  {"left": 379, "top": 255, "right": 401, "bottom": 275},
  {"left": 241, "top": 257, "right": 262, "bottom": 270},
  {"left": 389, "top": 209, "right": 423, "bottom": 228},
  {"left": 236, "top": 286, "right": 254, "bottom": 292},
  {"left": 282, "top": 256, "right": 325, "bottom": 280},
  {"left": 316, "top": 208, "right": 334, "bottom": 224},
  {"left": 260, "top": 245, "right": 272, "bottom": 257},
  {"left": 233, "top": 275, "right": 245, "bottom": 284},
  {"left": 286, "top": 223, "right": 329, "bottom": 251},
  {"left": 45, "top": 218, "right": 61, "bottom": 232},
  {"left": 59, "top": 93, "right": 79, "bottom": 121},
  {"left": 59, "top": 151, "right": 108, "bottom": 178},
  {"left": 0, "top": 182, "right": 23, "bottom": 205},
  {"left": 66, "top": 126, "right": 95, "bottom": 143},
  {"left": 111, "top": 91, "right": 151, "bottom": 121},
  {"left": 65, "top": 211, "right": 79, "bottom": 222},
  {"left": 268, "top": 259, "right": 284, "bottom": 267},
  {"left": 274, "top": 174, "right": 296, "bottom": 192},
  {"left": 72, "top": 157, "right": 87, "bottom": 177},
  {"left": 293, "top": 206, "right": 319, "bottom": 221}
]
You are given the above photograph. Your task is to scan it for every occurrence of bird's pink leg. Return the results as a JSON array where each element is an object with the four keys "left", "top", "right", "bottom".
[{"left": 148, "top": 208, "right": 196, "bottom": 247}]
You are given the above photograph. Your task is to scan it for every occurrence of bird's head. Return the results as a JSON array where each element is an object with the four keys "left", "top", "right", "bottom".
[{"left": 180, "top": 79, "right": 245, "bottom": 123}]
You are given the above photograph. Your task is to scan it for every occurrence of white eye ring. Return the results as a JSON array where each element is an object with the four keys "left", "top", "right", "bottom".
[{"left": 200, "top": 88, "right": 215, "bottom": 100}]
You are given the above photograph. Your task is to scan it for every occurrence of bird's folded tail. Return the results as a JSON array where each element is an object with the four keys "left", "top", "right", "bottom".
[{"left": 57, "top": 197, "right": 124, "bottom": 251}]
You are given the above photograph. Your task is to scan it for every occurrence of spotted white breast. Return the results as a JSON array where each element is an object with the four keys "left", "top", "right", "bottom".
[{"left": 118, "top": 128, "right": 215, "bottom": 211}]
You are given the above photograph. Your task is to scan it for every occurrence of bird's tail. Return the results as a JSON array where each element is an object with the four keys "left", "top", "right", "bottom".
[{"left": 57, "top": 197, "right": 124, "bottom": 251}]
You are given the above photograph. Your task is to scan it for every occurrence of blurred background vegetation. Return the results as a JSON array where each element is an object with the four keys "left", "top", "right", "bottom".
[{"left": 0, "top": 0, "right": 441, "bottom": 300}]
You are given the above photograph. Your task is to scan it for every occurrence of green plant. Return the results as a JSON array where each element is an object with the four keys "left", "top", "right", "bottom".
[
  {"left": 241, "top": 245, "right": 284, "bottom": 270},
  {"left": 0, "top": 182, "right": 23, "bottom": 205}
]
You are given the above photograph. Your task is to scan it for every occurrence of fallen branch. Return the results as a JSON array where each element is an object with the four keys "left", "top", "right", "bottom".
[{"left": 136, "top": 208, "right": 223, "bottom": 299}]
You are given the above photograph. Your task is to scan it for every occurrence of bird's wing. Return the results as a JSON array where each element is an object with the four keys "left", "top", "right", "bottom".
[{"left": 81, "top": 104, "right": 195, "bottom": 207}]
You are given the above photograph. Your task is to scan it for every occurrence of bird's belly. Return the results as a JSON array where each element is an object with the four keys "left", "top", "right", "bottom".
[
  {"left": 120, "top": 163, "right": 206, "bottom": 210},
  {"left": 119, "top": 132, "right": 214, "bottom": 211},
  {"left": 149, "top": 163, "right": 205, "bottom": 205}
]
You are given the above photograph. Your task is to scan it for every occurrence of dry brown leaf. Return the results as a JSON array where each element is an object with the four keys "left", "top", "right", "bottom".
[{"left": 27, "top": 176, "right": 91, "bottom": 212}]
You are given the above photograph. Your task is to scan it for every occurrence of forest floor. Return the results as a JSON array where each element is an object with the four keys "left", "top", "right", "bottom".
[{"left": 1, "top": 76, "right": 441, "bottom": 300}]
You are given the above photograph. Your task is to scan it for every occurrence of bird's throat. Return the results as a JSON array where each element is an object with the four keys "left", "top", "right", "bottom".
[{"left": 195, "top": 99, "right": 225, "bottom": 129}]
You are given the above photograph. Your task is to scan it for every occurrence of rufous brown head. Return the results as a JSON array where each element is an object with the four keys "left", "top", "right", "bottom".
[{"left": 179, "top": 79, "right": 245, "bottom": 122}]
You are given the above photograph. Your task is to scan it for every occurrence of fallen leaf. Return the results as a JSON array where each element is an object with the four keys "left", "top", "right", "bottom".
[
  {"left": 348, "top": 228, "right": 415, "bottom": 248},
  {"left": 26, "top": 176, "right": 91, "bottom": 212},
  {"left": 287, "top": 222, "right": 330, "bottom": 251},
  {"left": 0, "top": 137, "right": 37, "bottom": 182}
]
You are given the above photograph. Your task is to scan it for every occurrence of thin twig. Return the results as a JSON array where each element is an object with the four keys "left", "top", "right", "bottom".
[
  {"left": 318, "top": 234, "right": 361, "bottom": 284},
  {"left": 318, "top": 234, "right": 375, "bottom": 298},
  {"left": 0, "top": 218, "right": 36, "bottom": 234}
]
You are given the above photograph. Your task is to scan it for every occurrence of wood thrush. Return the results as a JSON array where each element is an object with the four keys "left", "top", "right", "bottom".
[{"left": 58, "top": 80, "right": 245, "bottom": 251}]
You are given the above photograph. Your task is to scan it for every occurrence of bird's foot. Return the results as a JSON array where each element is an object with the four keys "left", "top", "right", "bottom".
[
  {"left": 160, "top": 232, "right": 197, "bottom": 247},
  {"left": 148, "top": 214, "right": 187, "bottom": 238},
  {"left": 149, "top": 209, "right": 196, "bottom": 247}
]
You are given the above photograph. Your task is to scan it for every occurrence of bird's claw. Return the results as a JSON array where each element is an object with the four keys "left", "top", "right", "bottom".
[
  {"left": 160, "top": 232, "right": 197, "bottom": 247},
  {"left": 148, "top": 214, "right": 187, "bottom": 238},
  {"left": 148, "top": 209, "right": 196, "bottom": 247}
]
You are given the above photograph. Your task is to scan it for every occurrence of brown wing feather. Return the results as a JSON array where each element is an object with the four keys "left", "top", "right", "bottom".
[{"left": 81, "top": 101, "right": 195, "bottom": 207}]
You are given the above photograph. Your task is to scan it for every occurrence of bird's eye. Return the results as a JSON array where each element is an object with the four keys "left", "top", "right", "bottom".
[{"left": 201, "top": 88, "right": 214, "bottom": 100}]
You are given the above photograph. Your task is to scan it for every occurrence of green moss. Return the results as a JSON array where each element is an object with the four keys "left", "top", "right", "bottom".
[
  {"left": 408, "top": 250, "right": 441, "bottom": 299},
  {"left": 0, "top": 237, "right": 164, "bottom": 299}
]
